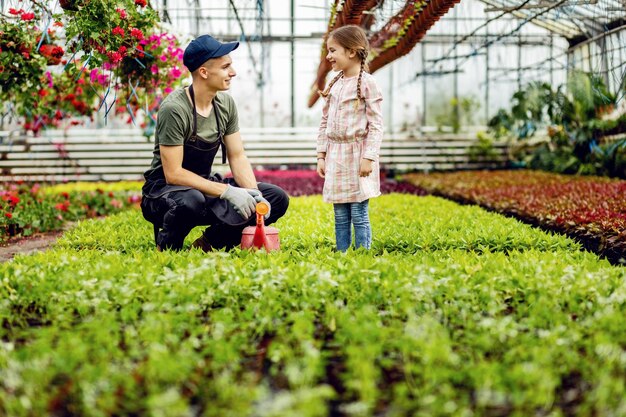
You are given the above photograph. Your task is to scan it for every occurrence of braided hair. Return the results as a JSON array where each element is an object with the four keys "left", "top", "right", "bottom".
[
  {"left": 355, "top": 48, "right": 368, "bottom": 102},
  {"left": 319, "top": 71, "right": 343, "bottom": 98}
]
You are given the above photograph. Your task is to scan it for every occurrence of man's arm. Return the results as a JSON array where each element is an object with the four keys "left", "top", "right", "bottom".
[
  {"left": 224, "top": 131, "right": 258, "bottom": 189},
  {"left": 161, "top": 144, "right": 228, "bottom": 197}
]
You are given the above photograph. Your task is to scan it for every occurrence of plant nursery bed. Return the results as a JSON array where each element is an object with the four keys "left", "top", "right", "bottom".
[
  {"left": 404, "top": 169, "right": 626, "bottom": 265},
  {"left": 2, "top": 195, "right": 625, "bottom": 416}
]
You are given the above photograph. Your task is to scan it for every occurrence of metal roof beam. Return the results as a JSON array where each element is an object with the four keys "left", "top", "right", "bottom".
[{"left": 480, "top": 0, "right": 582, "bottom": 37}]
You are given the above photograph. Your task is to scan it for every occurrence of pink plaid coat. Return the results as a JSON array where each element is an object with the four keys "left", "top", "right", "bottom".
[{"left": 317, "top": 72, "right": 384, "bottom": 203}]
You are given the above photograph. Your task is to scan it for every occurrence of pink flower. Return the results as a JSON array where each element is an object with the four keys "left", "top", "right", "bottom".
[
  {"left": 170, "top": 67, "right": 181, "bottom": 78},
  {"left": 45, "top": 71, "right": 53, "bottom": 88},
  {"left": 150, "top": 64, "right": 158, "bottom": 74},
  {"left": 90, "top": 68, "right": 99, "bottom": 83},
  {"left": 116, "top": 8, "right": 127, "bottom": 19},
  {"left": 159, "top": 55, "right": 167, "bottom": 62},
  {"left": 164, "top": 87, "right": 173, "bottom": 94}
]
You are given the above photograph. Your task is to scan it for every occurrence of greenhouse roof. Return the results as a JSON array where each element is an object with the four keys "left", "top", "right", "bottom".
[{"left": 478, "top": 0, "right": 626, "bottom": 42}]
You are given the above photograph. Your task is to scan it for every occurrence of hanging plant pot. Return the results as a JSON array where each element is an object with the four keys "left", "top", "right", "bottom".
[
  {"left": 59, "top": 0, "right": 82, "bottom": 11},
  {"left": 120, "top": 55, "right": 156, "bottom": 78}
]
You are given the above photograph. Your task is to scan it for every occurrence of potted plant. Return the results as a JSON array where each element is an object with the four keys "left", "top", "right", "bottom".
[{"left": 0, "top": 7, "right": 49, "bottom": 130}]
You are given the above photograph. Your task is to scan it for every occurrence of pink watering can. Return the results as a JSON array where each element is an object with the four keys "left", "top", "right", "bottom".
[{"left": 241, "top": 202, "right": 280, "bottom": 251}]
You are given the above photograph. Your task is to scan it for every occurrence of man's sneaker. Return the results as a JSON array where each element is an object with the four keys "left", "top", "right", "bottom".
[{"left": 191, "top": 235, "right": 213, "bottom": 252}]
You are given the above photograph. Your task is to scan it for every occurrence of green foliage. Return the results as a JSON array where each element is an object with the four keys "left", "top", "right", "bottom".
[
  {"left": 469, "top": 131, "right": 500, "bottom": 162},
  {"left": 430, "top": 94, "right": 481, "bottom": 133},
  {"left": 487, "top": 72, "right": 625, "bottom": 178},
  {"left": 2, "top": 195, "right": 625, "bottom": 415}
]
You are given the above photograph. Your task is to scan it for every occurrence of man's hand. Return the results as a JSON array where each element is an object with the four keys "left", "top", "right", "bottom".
[
  {"left": 246, "top": 189, "right": 271, "bottom": 219},
  {"left": 220, "top": 185, "right": 257, "bottom": 219},
  {"left": 359, "top": 158, "right": 373, "bottom": 177}
]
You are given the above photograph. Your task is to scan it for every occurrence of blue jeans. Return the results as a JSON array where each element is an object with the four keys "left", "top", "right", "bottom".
[{"left": 333, "top": 200, "right": 371, "bottom": 252}]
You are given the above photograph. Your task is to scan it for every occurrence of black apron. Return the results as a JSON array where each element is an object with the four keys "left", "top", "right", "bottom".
[{"left": 142, "top": 86, "right": 251, "bottom": 227}]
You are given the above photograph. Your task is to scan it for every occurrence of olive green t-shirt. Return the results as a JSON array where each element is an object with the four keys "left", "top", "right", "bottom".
[{"left": 144, "top": 88, "right": 239, "bottom": 179}]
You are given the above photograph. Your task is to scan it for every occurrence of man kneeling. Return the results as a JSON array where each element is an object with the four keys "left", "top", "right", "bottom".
[{"left": 141, "top": 34, "right": 289, "bottom": 251}]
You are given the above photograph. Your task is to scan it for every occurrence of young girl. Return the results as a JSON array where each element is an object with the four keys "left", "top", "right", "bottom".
[{"left": 316, "top": 25, "right": 383, "bottom": 252}]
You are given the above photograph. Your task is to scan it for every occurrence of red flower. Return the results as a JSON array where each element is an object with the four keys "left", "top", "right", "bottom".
[
  {"left": 130, "top": 28, "right": 144, "bottom": 40},
  {"left": 5, "top": 212, "right": 12, "bottom": 219},
  {"left": 21, "top": 12, "right": 35, "bottom": 21},
  {"left": 136, "top": 44, "right": 145, "bottom": 58},
  {"left": 55, "top": 202, "right": 69, "bottom": 212},
  {"left": 135, "top": 0, "right": 147, "bottom": 7},
  {"left": 112, "top": 26, "right": 125, "bottom": 37},
  {"left": 107, "top": 51, "right": 123, "bottom": 64},
  {"left": 71, "top": 100, "right": 88, "bottom": 114},
  {"left": 8, "top": 8, "right": 22, "bottom": 15}
]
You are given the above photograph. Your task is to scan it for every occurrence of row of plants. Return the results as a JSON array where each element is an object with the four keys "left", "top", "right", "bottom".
[
  {"left": 404, "top": 169, "right": 626, "bottom": 264},
  {"left": 0, "top": 181, "right": 141, "bottom": 242},
  {"left": 0, "top": 0, "right": 187, "bottom": 134},
  {"left": 2, "top": 195, "right": 625, "bottom": 415},
  {"left": 253, "top": 170, "right": 427, "bottom": 197},
  {"left": 485, "top": 71, "right": 626, "bottom": 178},
  {"left": 0, "top": 172, "right": 423, "bottom": 243}
]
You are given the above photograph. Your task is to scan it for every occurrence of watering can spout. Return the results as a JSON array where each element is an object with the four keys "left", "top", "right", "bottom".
[{"left": 240, "top": 202, "right": 280, "bottom": 251}]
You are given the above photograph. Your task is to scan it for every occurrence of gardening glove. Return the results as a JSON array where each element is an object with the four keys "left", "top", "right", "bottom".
[
  {"left": 246, "top": 189, "right": 271, "bottom": 220},
  {"left": 220, "top": 185, "right": 257, "bottom": 219}
]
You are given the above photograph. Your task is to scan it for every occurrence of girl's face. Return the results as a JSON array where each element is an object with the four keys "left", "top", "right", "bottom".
[{"left": 326, "top": 37, "right": 357, "bottom": 73}]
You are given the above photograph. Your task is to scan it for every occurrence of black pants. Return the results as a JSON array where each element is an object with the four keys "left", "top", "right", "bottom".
[{"left": 141, "top": 182, "right": 289, "bottom": 250}]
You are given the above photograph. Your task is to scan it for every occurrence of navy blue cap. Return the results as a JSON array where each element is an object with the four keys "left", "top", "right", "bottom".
[{"left": 183, "top": 35, "right": 239, "bottom": 72}]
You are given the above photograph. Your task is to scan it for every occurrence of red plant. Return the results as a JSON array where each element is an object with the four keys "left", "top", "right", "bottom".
[{"left": 405, "top": 170, "right": 626, "bottom": 262}]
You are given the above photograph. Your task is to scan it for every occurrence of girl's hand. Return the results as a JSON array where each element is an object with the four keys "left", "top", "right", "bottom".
[
  {"left": 317, "top": 159, "right": 326, "bottom": 178},
  {"left": 359, "top": 158, "right": 373, "bottom": 177}
]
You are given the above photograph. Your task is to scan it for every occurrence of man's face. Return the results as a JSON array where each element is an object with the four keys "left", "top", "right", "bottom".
[{"left": 198, "top": 55, "right": 236, "bottom": 91}]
